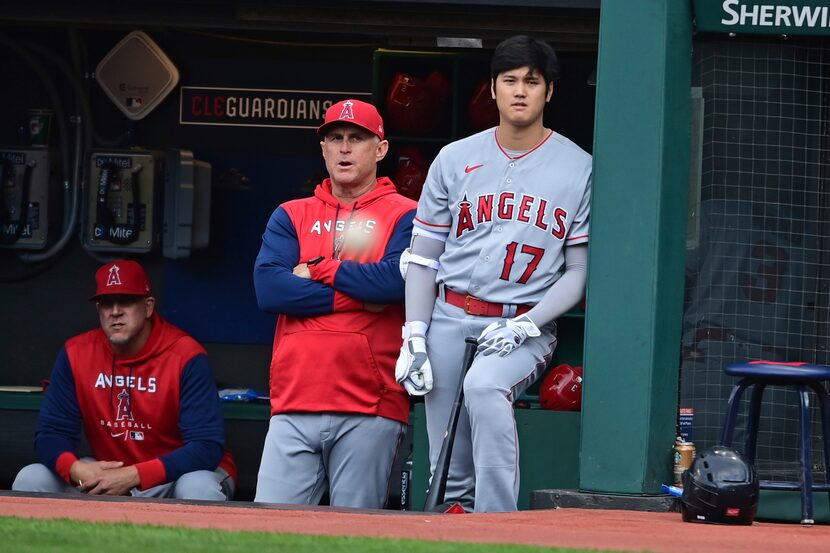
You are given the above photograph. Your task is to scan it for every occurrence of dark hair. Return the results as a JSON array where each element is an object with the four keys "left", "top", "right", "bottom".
[{"left": 490, "top": 35, "right": 559, "bottom": 85}]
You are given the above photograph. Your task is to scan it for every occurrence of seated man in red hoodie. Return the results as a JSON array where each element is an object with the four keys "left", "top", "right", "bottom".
[
  {"left": 253, "top": 99, "right": 416, "bottom": 508},
  {"left": 13, "top": 260, "right": 236, "bottom": 500}
]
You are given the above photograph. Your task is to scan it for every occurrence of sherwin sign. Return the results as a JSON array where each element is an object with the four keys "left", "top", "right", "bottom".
[{"left": 694, "top": 1, "right": 830, "bottom": 35}]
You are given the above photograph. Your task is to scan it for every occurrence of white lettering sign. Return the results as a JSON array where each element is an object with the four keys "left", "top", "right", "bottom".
[{"left": 721, "top": 1, "right": 830, "bottom": 29}]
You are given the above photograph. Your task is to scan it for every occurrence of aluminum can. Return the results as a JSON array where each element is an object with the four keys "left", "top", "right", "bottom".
[{"left": 673, "top": 441, "right": 696, "bottom": 486}]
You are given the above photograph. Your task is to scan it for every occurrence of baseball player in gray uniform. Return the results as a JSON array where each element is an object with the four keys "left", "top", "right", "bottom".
[{"left": 395, "top": 35, "right": 592, "bottom": 513}]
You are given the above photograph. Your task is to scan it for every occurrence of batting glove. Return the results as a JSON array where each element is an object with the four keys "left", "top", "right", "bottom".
[
  {"left": 477, "top": 314, "right": 541, "bottom": 357},
  {"left": 395, "top": 321, "right": 434, "bottom": 396}
]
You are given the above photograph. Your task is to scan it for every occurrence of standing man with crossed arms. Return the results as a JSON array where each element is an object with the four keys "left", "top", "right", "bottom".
[
  {"left": 254, "top": 99, "right": 416, "bottom": 508},
  {"left": 395, "top": 35, "right": 592, "bottom": 513}
]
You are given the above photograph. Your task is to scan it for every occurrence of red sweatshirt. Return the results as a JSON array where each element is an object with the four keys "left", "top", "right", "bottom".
[
  {"left": 36, "top": 314, "right": 236, "bottom": 490},
  {"left": 254, "top": 177, "right": 416, "bottom": 423}
]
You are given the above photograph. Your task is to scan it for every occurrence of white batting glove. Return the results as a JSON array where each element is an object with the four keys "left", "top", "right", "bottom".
[
  {"left": 395, "top": 321, "right": 434, "bottom": 396},
  {"left": 477, "top": 314, "right": 541, "bottom": 357}
]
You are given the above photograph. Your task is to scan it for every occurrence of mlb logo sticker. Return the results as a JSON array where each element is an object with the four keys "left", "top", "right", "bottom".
[{"left": 130, "top": 431, "right": 145, "bottom": 441}]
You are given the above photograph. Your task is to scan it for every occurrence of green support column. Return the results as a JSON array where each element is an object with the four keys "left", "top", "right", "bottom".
[{"left": 580, "top": 0, "right": 693, "bottom": 494}]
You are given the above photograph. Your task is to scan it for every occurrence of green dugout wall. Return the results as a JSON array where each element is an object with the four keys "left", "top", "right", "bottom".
[{"left": 581, "top": 0, "right": 693, "bottom": 493}]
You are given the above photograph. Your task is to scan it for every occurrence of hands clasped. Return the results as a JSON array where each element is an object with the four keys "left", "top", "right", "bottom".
[
  {"left": 71, "top": 459, "right": 140, "bottom": 496},
  {"left": 395, "top": 321, "right": 433, "bottom": 396},
  {"left": 477, "top": 314, "right": 541, "bottom": 357}
]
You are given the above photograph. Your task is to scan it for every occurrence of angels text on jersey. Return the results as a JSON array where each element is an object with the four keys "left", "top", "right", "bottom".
[{"left": 455, "top": 192, "right": 568, "bottom": 240}]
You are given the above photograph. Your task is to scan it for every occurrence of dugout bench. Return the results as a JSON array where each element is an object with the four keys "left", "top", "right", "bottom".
[
  {"left": 0, "top": 391, "right": 273, "bottom": 502},
  {"left": 0, "top": 390, "right": 581, "bottom": 509}
]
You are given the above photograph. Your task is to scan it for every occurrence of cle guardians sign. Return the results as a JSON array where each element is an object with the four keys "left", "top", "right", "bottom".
[{"left": 179, "top": 87, "right": 371, "bottom": 129}]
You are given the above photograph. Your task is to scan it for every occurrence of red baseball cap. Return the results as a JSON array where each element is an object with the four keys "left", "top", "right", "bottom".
[
  {"left": 318, "top": 99, "right": 385, "bottom": 140},
  {"left": 91, "top": 260, "right": 152, "bottom": 300}
]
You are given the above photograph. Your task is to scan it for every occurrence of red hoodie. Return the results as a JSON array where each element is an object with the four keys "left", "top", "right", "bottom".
[
  {"left": 38, "top": 314, "right": 236, "bottom": 490},
  {"left": 254, "top": 177, "right": 416, "bottom": 424}
]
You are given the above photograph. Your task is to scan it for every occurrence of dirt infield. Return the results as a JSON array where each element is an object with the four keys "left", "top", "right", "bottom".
[{"left": 1, "top": 492, "right": 829, "bottom": 553}]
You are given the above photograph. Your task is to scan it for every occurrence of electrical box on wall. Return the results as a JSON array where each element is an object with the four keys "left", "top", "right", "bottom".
[
  {"left": 163, "top": 149, "right": 212, "bottom": 259},
  {"left": 83, "top": 150, "right": 160, "bottom": 253},
  {"left": 0, "top": 147, "right": 50, "bottom": 249},
  {"left": 95, "top": 31, "right": 179, "bottom": 121}
]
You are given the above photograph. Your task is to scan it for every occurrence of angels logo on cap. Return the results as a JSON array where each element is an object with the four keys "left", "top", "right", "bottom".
[
  {"left": 338, "top": 100, "right": 355, "bottom": 121},
  {"left": 91, "top": 260, "right": 152, "bottom": 299},
  {"left": 317, "top": 98, "right": 385, "bottom": 140},
  {"left": 106, "top": 265, "right": 123, "bottom": 287}
]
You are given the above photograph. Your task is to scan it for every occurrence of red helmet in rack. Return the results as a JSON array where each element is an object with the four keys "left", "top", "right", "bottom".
[
  {"left": 385, "top": 71, "right": 449, "bottom": 135},
  {"left": 467, "top": 79, "right": 499, "bottom": 131},
  {"left": 424, "top": 70, "right": 451, "bottom": 98},
  {"left": 539, "top": 364, "right": 583, "bottom": 411},
  {"left": 393, "top": 146, "right": 429, "bottom": 201}
]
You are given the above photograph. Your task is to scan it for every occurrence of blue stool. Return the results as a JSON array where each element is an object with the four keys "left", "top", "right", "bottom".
[{"left": 721, "top": 361, "right": 830, "bottom": 524}]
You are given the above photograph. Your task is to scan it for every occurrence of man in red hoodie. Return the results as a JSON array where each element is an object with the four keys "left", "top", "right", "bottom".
[
  {"left": 12, "top": 260, "right": 236, "bottom": 500},
  {"left": 253, "top": 99, "right": 416, "bottom": 508}
]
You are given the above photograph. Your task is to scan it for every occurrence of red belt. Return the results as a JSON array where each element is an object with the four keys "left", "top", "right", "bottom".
[{"left": 443, "top": 287, "right": 532, "bottom": 317}]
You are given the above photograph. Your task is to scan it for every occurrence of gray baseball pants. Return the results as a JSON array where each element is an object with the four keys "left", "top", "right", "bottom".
[
  {"left": 424, "top": 299, "right": 556, "bottom": 512},
  {"left": 254, "top": 412, "right": 405, "bottom": 509}
]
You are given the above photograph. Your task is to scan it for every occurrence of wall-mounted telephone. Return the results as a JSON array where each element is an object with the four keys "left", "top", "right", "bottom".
[
  {"left": 83, "top": 149, "right": 212, "bottom": 256},
  {"left": 83, "top": 150, "right": 159, "bottom": 253},
  {"left": 0, "top": 147, "right": 50, "bottom": 250}
]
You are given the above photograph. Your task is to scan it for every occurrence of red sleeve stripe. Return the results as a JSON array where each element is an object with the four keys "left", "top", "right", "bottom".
[
  {"left": 414, "top": 217, "right": 451, "bottom": 229},
  {"left": 566, "top": 234, "right": 589, "bottom": 242}
]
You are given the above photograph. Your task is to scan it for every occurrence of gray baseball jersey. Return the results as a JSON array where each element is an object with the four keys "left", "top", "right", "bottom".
[
  {"left": 412, "top": 127, "right": 591, "bottom": 512},
  {"left": 414, "top": 127, "right": 592, "bottom": 305}
]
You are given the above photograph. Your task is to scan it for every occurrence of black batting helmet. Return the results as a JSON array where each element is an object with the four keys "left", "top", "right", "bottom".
[{"left": 681, "top": 445, "right": 759, "bottom": 525}]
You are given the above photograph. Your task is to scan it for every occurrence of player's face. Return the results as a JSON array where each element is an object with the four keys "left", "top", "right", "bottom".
[
  {"left": 491, "top": 66, "right": 553, "bottom": 129},
  {"left": 96, "top": 295, "right": 155, "bottom": 356},
  {"left": 321, "top": 124, "right": 389, "bottom": 190}
]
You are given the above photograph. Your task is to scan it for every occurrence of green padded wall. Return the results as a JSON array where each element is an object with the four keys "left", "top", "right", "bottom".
[{"left": 580, "top": 0, "right": 693, "bottom": 493}]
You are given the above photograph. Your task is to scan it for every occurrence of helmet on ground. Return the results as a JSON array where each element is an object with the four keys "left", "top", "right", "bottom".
[
  {"left": 681, "top": 445, "right": 759, "bottom": 525},
  {"left": 538, "top": 364, "right": 583, "bottom": 411}
]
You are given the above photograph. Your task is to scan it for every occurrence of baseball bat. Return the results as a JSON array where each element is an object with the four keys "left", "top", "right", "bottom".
[{"left": 422, "top": 336, "right": 479, "bottom": 512}]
